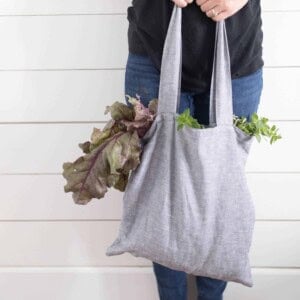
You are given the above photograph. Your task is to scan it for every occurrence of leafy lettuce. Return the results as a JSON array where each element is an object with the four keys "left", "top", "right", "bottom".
[{"left": 62, "top": 95, "right": 158, "bottom": 205}]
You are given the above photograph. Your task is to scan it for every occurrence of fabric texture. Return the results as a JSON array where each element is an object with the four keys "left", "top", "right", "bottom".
[
  {"left": 127, "top": 0, "right": 264, "bottom": 94},
  {"left": 106, "top": 4, "right": 256, "bottom": 287}
]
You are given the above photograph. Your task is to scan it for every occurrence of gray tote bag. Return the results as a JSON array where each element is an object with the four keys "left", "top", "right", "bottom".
[{"left": 106, "top": 4, "right": 256, "bottom": 287}]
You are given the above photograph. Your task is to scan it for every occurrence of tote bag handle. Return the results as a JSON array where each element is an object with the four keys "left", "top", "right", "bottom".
[{"left": 157, "top": 4, "right": 233, "bottom": 126}]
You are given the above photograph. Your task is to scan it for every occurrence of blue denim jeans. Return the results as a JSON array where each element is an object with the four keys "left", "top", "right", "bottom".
[{"left": 124, "top": 52, "right": 263, "bottom": 300}]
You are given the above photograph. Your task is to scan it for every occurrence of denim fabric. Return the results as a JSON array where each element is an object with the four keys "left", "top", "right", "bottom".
[{"left": 124, "top": 51, "right": 263, "bottom": 300}]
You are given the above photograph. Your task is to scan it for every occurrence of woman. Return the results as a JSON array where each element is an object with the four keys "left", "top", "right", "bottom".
[{"left": 124, "top": 0, "right": 263, "bottom": 299}]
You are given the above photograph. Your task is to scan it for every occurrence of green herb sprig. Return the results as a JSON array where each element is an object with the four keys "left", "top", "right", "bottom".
[
  {"left": 176, "top": 108, "right": 282, "bottom": 145},
  {"left": 176, "top": 108, "right": 205, "bottom": 130},
  {"left": 233, "top": 113, "right": 281, "bottom": 144}
]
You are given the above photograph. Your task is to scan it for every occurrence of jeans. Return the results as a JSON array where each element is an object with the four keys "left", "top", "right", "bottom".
[{"left": 124, "top": 52, "right": 263, "bottom": 300}]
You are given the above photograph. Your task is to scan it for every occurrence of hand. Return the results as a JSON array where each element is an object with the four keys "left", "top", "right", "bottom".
[
  {"left": 195, "top": 0, "right": 249, "bottom": 21},
  {"left": 171, "top": 0, "right": 194, "bottom": 8}
]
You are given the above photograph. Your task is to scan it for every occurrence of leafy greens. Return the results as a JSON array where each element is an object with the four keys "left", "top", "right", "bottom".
[{"left": 62, "top": 95, "right": 158, "bottom": 205}]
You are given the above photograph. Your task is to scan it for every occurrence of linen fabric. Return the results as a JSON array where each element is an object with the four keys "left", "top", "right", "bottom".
[{"left": 106, "top": 4, "right": 256, "bottom": 287}]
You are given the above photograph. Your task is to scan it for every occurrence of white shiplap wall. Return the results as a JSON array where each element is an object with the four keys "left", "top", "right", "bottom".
[{"left": 0, "top": 1, "right": 299, "bottom": 299}]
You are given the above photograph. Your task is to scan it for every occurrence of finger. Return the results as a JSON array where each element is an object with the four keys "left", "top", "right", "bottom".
[
  {"left": 195, "top": 0, "right": 210, "bottom": 6},
  {"left": 173, "top": 0, "right": 190, "bottom": 8},
  {"left": 181, "top": 0, "right": 194, "bottom": 6},
  {"left": 200, "top": 0, "right": 219, "bottom": 12},
  {"left": 204, "top": 5, "right": 223, "bottom": 18},
  {"left": 211, "top": 10, "right": 231, "bottom": 21}
]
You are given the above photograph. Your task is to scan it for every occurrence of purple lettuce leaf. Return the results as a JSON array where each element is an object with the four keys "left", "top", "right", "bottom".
[{"left": 62, "top": 96, "right": 158, "bottom": 205}]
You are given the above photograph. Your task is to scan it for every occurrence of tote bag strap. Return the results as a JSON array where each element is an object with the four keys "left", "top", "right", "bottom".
[{"left": 157, "top": 4, "right": 233, "bottom": 126}]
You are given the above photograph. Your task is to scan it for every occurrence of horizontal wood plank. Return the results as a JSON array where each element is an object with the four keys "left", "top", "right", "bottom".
[
  {"left": 262, "top": 13, "right": 300, "bottom": 66},
  {"left": 259, "top": 67, "right": 300, "bottom": 121},
  {"left": 0, "top": 67, "right": 299, "bottom": 122},
  {"left": 263, "top": 0, "right": 300, "bottom": 11},
  {"left": 0, "top": 173, "right": 299, "bottom": 220},
  {"left": 0, "top": 221, "right": 299, "bottom": 267},
  {"left": 0, "top": 175, "right": 123, "bottom": 220},
  {"left": 0, "top": 15, "right": 128, "bottom": 69},
  {"left": 0, "top": 13, "right": 298, "bottom": 69},
  {"left": 0, "top": 70, "right": 125, "bottom": 122},
  {"left": 0, "top": 0, "right": 132, "bottom": 15},
  {"left": 0, "top": 267, "right": 158, "bottom": 300},
  {"left": 0, "top": 267, "right": 299, "bottom": 300},
  {"left": 0, "top": 0, "right": 297, "bottom": 15},
  {"left": 224, "top": 268, "right": 300, "bottom": 300}
]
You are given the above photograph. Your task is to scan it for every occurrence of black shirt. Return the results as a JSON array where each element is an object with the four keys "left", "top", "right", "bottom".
[{"left": 127, "top": 0, "right": 264, "bottom": 93}]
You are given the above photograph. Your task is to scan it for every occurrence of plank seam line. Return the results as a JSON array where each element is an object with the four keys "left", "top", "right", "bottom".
[
  {"left": 2, "top": 171, "right": 300, "bottom": 175},
  {"left": 0, "top": 13, "right": 126, "bottom": 17},
  {"left": 0, "top": 66, "right": 299, "bottom": 72},
  {"left": 0, "top": 68, "right": 125, "bottom": 72},
  {"left": 0, "top": 119, "right": 297, "bottom": 125},
  {"left": 0, "top": 219, "right": 299, "bottom": 222},
  {"left": 0, "top": 266, "right": 299, "bottom": 270},
  {"left": 0, "top": 10, "right": 298, "bottom": 17}
]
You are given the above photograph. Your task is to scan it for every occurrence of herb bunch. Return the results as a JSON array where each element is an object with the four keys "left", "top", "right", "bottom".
[
  {"left": 176, "top": 108, "right": 282, "bottom": 145},
  {"left": 176, "top": 108, "right": 205, "bottom": 130},
  {"left": 233, "top": 113, "right": 281, "bottom": 144}
]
